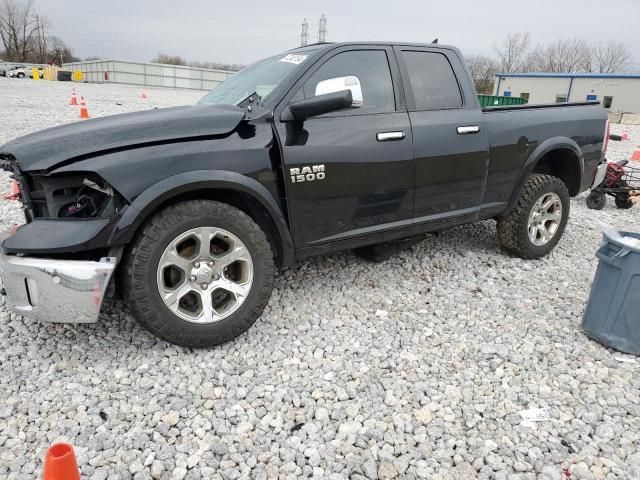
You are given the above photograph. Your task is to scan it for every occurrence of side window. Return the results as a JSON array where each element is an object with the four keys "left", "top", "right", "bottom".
[
  {"left": 301, "top": 50, "right": 395, "bottom": 114},
  {"left": 401, "top": 51, "right": 463, "bottom": 110}
]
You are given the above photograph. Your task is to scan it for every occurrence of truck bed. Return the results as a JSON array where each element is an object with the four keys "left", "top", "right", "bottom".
[{"left": 480, "top": 100, "right": 607, "bottom": 207}]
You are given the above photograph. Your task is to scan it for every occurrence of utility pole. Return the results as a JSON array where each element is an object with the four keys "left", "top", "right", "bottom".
[
  {"left": 318, "top": 14, "right": 327, "bottom": 43},
  {"left": 300, "top": 18, "right": 309, "bottom": 47}
]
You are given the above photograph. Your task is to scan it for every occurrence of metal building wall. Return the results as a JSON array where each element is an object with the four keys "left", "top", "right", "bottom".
[
  {"left": 494, "top": 74, "right": 640, "bottom": 113},
  {"left": 62, "top": 60, "right": 235, "bottom": 91},
  {"left": 494, "top": 77, "right": 571, "bottom": 104},
  {"left": 570, "top": 78, "right": 640, "bottom": 113}
]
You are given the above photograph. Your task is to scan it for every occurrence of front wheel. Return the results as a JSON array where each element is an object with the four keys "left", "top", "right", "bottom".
[
  {"left": 121, "top": 200, "right": 275, "bottom": 348},
  {"left": 497, "top": 174, "right": 570, "bottom": 259},
  {"left": 586, "top": 190, "right": 607, "bottom": 210}
]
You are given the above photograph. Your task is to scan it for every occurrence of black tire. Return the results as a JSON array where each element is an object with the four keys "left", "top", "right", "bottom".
[
  {"left": 586, "top": 191, "right": 607, "bottom": 210},
  {"left": 613, "top": 180, "right": 634, "bottom": 209},
  {"left": 497, "top": 174, "right": 570, "bottom": 259},
  {"left": 17, "top": 72, "right": 24, "bottom": 78},
  {"left": 121, "top": 200, "right": 275, "bottom": 348},
  {"left": 615, "top": 195, "right": 633, "bottom": 209}
]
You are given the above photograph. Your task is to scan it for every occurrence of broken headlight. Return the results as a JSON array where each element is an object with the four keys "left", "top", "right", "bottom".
[{"left": 24, "top": 172, "right": 126, "bottom": 219}]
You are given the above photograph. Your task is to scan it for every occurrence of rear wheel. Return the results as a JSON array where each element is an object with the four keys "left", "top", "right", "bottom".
[
  {"left": 586, "top": 190, "right": 607, "bottom": 210},
  {"left": 122, "top": 200, "right": 275, "bottom": 347},
  {"left": 497, "top": 174, "right": 570, "bottom": 259},
  {"left": 614, "top": 181, "right": 633, "bottom": 209},
  {"left": 615, "top": 195, "right": 633, "bottom": 209}
]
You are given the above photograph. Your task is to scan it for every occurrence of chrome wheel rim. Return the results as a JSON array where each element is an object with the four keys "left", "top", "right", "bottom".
[
  {"left": 527, "top": 192, "right": 563, "bottom": 246},
  {"left": 156, "top": 227, "right": 253, "bottom": 324}
]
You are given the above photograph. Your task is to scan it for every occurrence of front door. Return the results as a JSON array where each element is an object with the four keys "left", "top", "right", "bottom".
[
  {"left": 275, "top": 47, "right": 414, "bottom": 248},
  {"left": 395, "top": 47, "right": 489, "bottom": 221}
]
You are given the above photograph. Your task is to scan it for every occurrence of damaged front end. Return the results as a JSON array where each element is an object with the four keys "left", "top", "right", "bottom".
[
  {"left": 26, "top": 171, "right": 126, "bottom": 221},
  {"left": 0, "top": 157, "right": 125, "bottom": 323},
  {"left": 2, "top": 158, "right": 126, "bottom": 222}
]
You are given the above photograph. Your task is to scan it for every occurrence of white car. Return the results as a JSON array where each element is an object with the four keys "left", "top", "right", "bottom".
[
  {"left": 7, "top": 66, "right": 43, "bottom": 79},
  {"left": 6, "top": 66, "right": 26, "bottom": 78}
]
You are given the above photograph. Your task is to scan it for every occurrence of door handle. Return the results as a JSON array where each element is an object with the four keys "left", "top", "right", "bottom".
[
  {"left": 377, "top": 131, "right": 406, "bottom": 142},
  {"left": 457, "top": 125, "right": 480, "bottom": 135}
]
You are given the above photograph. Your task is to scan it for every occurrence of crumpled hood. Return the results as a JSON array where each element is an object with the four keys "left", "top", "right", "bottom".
[{"left": 0, "top": 104, "right": 246, "bottom": 172}]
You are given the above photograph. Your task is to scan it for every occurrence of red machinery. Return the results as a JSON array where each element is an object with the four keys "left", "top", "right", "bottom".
[{"left": 587, "top": 159, "right": 640, "bottom": 210}]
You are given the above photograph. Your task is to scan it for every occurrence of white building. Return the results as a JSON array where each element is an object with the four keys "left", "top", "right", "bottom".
[{"left": 493, "top": 73, "right": 640, "bottom": 113}]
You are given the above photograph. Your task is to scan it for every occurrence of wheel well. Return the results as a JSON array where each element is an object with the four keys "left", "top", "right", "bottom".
[
  {"left": 137, "top": 189, "right": 287, "bottom": 268},
  {"left": 531, "top": 148, "right": 581, "bottom": 196}
]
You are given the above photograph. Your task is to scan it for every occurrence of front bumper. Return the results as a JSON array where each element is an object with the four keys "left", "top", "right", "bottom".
[{"left": 0, "top": 236, "right": 117, "bottom": 323}]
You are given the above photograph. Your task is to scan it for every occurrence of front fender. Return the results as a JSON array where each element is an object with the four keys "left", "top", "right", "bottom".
[
  {"left": 505, "top": 136, "right": 584, "bottom": 212},
  {"left": 108, "top": 170, "right": 295, "bottom": 267}
]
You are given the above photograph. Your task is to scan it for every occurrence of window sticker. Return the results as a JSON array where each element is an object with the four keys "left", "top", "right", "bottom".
[{"left": 280, "top": 54, "right": 308, "bottom": 65}]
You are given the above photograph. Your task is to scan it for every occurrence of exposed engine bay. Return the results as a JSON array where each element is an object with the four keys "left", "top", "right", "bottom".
[{"left": 19, "top": 171, "right": 125, "bottom": 221}]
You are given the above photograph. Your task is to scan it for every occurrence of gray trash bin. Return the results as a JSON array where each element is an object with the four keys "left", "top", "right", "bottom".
[{"left": 582, "top": 231, "right": 640, "bottom": 354}]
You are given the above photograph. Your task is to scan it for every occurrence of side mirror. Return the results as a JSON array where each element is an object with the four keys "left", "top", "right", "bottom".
[
  {"left": 281, "top": 90, "right": 354, "bottom": 122},
  {"left": 315, "top": 76, "right": 363, "bottom": 107}
]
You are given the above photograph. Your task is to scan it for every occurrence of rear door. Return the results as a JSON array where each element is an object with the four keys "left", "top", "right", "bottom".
[
  {"left": 274, "top": 46, "right": 414, "bottom": 248},
  {"left": 394, "top": 47, "right": 489, "bottom": 221}
]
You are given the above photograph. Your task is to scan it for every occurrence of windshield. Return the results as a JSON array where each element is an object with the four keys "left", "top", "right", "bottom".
[{"left": 198, "top": 52, "right": 313, "bottom": 107}]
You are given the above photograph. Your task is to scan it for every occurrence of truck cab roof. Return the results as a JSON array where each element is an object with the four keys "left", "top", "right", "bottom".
[{"left": 289, "top": 41, "right": 461, "bottom": 53}]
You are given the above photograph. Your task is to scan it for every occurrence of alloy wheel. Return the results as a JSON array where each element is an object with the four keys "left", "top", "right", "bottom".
[
  {"left": 527, "top": 192, "right": 563, "bottom": 246},
  {"left": 156, "top": 227, "right": 253, "bottom": 323}
]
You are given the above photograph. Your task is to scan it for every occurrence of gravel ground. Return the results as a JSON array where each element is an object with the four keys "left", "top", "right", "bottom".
[{"left": 1, "top": 78, "right": 640, "bottom": 480}]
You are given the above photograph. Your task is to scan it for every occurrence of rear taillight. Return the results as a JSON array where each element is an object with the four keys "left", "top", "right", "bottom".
[{"left": 603, "top": 120, "right": 610, "bottom": 154}]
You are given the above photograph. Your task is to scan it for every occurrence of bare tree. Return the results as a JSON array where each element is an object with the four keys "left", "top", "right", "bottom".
[
  {"left": 495, "top": 32, "right": 531, "bottom": 73},
  {"left": 465, "top": 54, "right": 499, "bottom": 94},
  {"left": 593, "top": 41, "right": 632, "bottom": 73},
  {"left": 152, "top": 53, "right": 244, "bottom": 71},
  {"left": 0, "top": 0, "right": 41, "bottom": 61},
  {"left": 493, "top": 34, "right": 635, "bottom": 75},
  {"left": 31, "top": 13, "right": 49, "bottom": 62},
  {"left": 47, "top": 35, "right": 77, "bottom": 64},
  {"left": 527, "top": 38, "right": 591, "bottom": 73},
  {"left": 151, "top": 52, "right": 188, "bottom": 65},
  {"left": 190, "top": 60, "right": 244, "bottom": 72}
]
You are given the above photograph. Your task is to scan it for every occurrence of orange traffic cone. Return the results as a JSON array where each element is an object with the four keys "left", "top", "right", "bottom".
[
  {"left": 631, "top": 144, "right": 640, "bottom": 162},
  {"left": 42, "top": 443, "right": 80, "bottom": 480},
  {"left": 79, "top": 96, "right": 89, "bottom": 119},
  {"left": 3, "top": 179, "right": 20, "bottom": 200},
  {"left": 622, "top": 127, "right": 629, "bottom": 141},
  {"left": 141, "top": 92, "right": 148, "bottom": 99},
  {"left": 69, "top": 88, "right": 78, "bottom": 106}
]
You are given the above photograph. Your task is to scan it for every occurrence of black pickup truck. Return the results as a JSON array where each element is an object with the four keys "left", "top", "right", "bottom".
[{"left": 0, "top": 42, "right": 608, "bottom": 347}]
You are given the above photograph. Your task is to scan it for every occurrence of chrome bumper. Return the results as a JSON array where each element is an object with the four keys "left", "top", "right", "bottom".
[
  {"left": 0, "top": 242, "right": 116, "bottom": 324},
  {"left": 591, "top": 162, "right": 608, "bottom": 190}
]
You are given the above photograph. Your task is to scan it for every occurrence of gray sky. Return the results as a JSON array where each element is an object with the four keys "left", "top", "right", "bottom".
[{"left": 39, "top": 0, "right": 640, "bottom": 67}]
